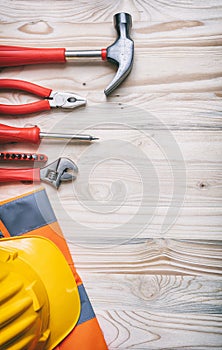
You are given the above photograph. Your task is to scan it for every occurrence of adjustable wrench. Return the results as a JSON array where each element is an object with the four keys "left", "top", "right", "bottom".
[{"left": 0, "top": 157, "right": 78, "bottom": 189}]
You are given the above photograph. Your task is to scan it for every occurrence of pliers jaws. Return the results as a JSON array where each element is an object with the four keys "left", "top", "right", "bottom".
[
  {"left": 48, "top": 91, "right": 86, "bottom": 108},
  {"left": 40, "top": 157, "right": 78, "bottom": 189}
]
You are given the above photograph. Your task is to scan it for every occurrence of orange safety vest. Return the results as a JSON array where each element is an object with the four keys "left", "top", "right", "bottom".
[{"left": 0, "top": 188, "right": 108, "bottom": 350}]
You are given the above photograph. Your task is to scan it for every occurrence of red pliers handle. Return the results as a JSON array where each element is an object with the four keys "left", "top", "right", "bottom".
[{"left": 0, "top": 79, "right": 52, "bottom": 115}]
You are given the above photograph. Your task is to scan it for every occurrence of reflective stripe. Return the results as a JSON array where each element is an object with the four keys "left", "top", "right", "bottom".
[
  {"left": 0, "top": 189, "right": 56, "bottom": 236},
  {"left": 77, "top": 284, "right": 95, "bottom": 325}
]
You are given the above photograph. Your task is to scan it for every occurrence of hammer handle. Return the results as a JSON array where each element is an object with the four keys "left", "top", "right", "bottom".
[{"left": 0, "top": 46, "right": 66, "bottom": 67}]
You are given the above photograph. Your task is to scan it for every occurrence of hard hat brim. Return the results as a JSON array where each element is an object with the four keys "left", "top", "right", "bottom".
[{"left": 0, "top": 235, "right": 81, "bottom": 349}]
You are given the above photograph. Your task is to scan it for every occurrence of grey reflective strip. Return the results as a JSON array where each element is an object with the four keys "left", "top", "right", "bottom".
[
  {"left": 0, "top": 190, "right": 57, "bottom": 236},
  {"left": 77, "top": 284, "right": 95, "bottom": 325}
]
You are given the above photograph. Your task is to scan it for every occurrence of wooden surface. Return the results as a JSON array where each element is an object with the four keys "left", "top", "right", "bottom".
[{"left": 0, "top": 1, "right": 222, "bottom": 349}]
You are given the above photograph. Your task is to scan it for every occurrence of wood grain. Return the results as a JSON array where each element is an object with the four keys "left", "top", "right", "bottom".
[
  {"left": 97, "top": 310, "right": 222, "bottom": 349},
  {"left": 82, "top": 274, "right": 222, "bottom": 313},
  {"left": 1, "top": 0, "right": 222, "bottom": 22},
  {"left": 0, "top": 1, "right": 222, "bottom": 349},
  {"left": 69, "top": 239, "right": 222, "bottom": 275}
]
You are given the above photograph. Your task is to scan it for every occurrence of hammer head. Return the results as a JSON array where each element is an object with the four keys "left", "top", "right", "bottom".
[{"left": 105, "top": 13, "right": 134, "bottom": 96}]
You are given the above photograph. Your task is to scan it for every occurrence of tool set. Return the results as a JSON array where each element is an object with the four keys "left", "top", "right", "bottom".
[
  {"left": 0, "top": 12, "right": 133, "bottom": 188},
  {"left": 0, "top": 152, "right": 48, "bottom": 162}
]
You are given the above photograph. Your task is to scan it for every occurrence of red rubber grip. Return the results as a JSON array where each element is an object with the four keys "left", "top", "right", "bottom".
[
  {"left": 0, "top": 123, "right": 40, "bottom": 144},
  {"left": 0, "top": 167, "right": 40, "bottom": 183},
  {"left": 0, "top": 45, "right": 66, "bottom": 67},
  {"left": 0, "top": 79, "right": 52, "bottom": 97},
  {"left": 0, "top": 100, "right": 50, "bottom": 115}
]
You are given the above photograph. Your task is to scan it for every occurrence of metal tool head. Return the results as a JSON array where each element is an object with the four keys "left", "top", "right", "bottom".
[
  {"left": 105, "top": 12, "right": 134, "bottom": 96},
  {"left": 40, "top": 157, "right": 78, "bottom": 189},
  {"left": 49, "top": 91, "right": 86, "bottom": 108}
]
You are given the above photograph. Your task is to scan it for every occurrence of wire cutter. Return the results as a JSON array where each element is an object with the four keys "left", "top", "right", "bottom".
[{"left": 0, "top": 79, "right": 86, "bottom": 115}]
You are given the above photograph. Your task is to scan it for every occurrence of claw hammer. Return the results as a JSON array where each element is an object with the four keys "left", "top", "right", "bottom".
[{"left": 0, "top": 13, "right": 134, "bottom": 95}]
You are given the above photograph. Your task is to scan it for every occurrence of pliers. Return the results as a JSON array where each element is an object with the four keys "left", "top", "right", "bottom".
[{"left": 0, "top": 79, "right": 86, "bottom": 115}]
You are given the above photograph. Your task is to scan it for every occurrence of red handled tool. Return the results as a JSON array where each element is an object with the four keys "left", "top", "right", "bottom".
[
  {"left": 0, "top": 157, "right": 78, "bottom": 189},
  {"left": 0, "top": 123, "right": 98, "bottom": 143},
  {"left": 0, "top": 79, "right": 86, "bottom": 115},
  {"left": 0, "top": 13, "right": 134, "bottom": 95},
  {"left": 0, "top": 152, "right": 48, "bottom": 162}
]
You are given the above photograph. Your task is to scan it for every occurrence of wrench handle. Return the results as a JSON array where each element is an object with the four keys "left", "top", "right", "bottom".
[
  {"left": 0, "top": 167, "right": 40, "bottom": 183},
  {"left": 0, "top": 46, "right": 66, "bottom": 67}
]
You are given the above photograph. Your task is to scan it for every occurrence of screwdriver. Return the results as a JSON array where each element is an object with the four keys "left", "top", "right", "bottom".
[{"left": 0, "top": 123, "right": 98, "bottom": 144}]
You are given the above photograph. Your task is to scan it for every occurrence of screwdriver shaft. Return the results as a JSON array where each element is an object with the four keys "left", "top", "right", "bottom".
[{"left": 40, "top": 132, "right": 98, "bottom": 141}]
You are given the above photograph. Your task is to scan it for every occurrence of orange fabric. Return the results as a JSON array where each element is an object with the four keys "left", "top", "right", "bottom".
[
  {"left": 56, "top": 318, "right": 108, "bottom": 350},
  {"left": 0, "top": 220, "right": 11, "bottom": 237}
]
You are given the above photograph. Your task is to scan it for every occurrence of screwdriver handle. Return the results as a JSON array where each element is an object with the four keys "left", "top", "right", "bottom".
[
  {"left": 0, "top": 123, "right": 40, "bottom": 144},
  {"left": 0, "top": 45, "right": 66, "bottom": 67},
  {"left": 0, "top": 167, "right": 40, "bottom": 183}
]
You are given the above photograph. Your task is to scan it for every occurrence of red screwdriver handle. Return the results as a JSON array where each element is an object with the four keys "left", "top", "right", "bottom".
[
  {"left": 0, "top": 167, "right": 40, "bottom": 183},
  {"left": 0, "top": 123, "right": 40, "bottom": 144},
  {"left": 0, "top": 45, "right": 66, "bottom": 67}
]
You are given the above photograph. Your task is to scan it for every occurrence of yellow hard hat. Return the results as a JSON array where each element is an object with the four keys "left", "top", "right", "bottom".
[{"left": 0, "top": 235, "right": 80, "bottom": 350}]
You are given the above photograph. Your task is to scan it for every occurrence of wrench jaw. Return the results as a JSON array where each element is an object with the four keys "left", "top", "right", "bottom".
[{"left": 40, "top": 157, "right": 78, "bottom": 189}]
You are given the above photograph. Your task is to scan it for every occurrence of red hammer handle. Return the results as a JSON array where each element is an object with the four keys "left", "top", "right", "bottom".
[
  {"left": 0, "top": 45, "right": 66, "bottom": 66},
  {"left": 0, "top": 167, "right": 40, "bottom": 183},
  {"left": 0, "top": 123, "right": 41, "bottom": 144}
]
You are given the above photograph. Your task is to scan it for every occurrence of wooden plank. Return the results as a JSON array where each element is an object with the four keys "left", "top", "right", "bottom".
[
  {"left": 68, "top": 239, "right": 222, "bottom": 275},
  {"left": 55, "top": 168, "right": 222, "bottom": 207},
  {"left": 82, "top": 274, "right": 222, "bottom": 314},
  {"left": 55, "top": 204, "right": 222, "bottom": 241},
  {"left": 96, "top": 310, "right": 222, "bottom": 349},
  {"left": 0, "top": 93, "right": 221, "bottom": 130},
  {"left": 1, "top": 0, "right": 222, "bottom": 22},
  {"left": 1, "top": 18, "right": 222, "bottom": 46}
]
